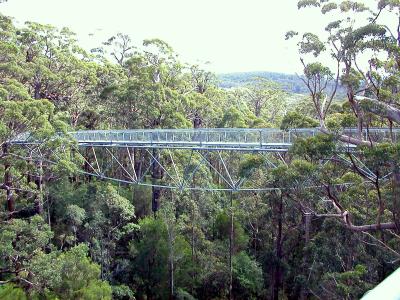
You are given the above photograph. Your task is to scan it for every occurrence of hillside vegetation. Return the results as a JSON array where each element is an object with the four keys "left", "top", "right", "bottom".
[{"left": 218, "top": 71, "right": 346, "bottom": 96}]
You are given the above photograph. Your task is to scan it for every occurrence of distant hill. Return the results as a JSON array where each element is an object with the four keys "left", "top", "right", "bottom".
[{"left": 217, "top": 71, "right": 346, "bottom": 96}]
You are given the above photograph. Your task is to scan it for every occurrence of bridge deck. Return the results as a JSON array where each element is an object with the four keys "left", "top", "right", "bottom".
[
  {"left": 71, "top": 128, "right": 397, "bottom": 151},
  {"left": 13, "top": 128, "right": 400, "bottom": 151}
]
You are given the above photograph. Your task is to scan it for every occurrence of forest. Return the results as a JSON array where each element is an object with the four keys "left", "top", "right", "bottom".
[
  {"left": 218, "top": 71, "right": 346, "bottom": 96},
  {"left": 1, "top": 0, "right": 400, "bottom": 299}
]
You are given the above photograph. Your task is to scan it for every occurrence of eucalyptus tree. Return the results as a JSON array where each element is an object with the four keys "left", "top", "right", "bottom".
[
  {"left": 0, "top": 19, "right": 78, "bottom": 213},
  {"left": 0, "top": 220, "right": 112, "bottom": 299},
  {"left": 102, "top": 33, "right": 135, "bottom": 67},
  {"left": 287, "top": 0, "right": 400, "bottom": 144},
  {"left": 0, "top": 15, "right": 30, "bottom": 101},
  {"left": 15, "top": 21, "right": 100, "bottom": 126},
  {"left": 287, "top": 1, "right": 400, "bottom": 233},
  {"left": 0, "top": 97, "right": 76, "bottom": 218},
  {"left": 243, "top": 78, "right": 287, "bottom": 122},
  {"left": 142, "top": 38, "right": 184, "bottom": 88},
  {"left": 190, "top": 64, "right": 216, "bottom": 95}
]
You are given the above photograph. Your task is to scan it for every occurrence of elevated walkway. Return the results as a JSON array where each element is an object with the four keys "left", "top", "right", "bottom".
[
  {"left": 9, "top": 127, "right": 400, "bottom": 191},
  {"left": 67, "top": 127, "right": 398, "bottom": 151}
]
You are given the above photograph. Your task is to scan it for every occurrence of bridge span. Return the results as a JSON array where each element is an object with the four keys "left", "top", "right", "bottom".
[
  {"left": 69, "top": 127, "right": 398, "bottom": 151},
  {"left": 11, "top": 127, "right": 399, "bottom": 192}
]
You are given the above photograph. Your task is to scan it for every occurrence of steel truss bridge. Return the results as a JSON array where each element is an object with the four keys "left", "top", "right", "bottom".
[{"left": 13, "top": 128, "right": 399, "bottom": 192}]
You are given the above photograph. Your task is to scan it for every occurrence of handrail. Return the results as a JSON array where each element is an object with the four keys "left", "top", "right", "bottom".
[{"left": 11, "top": 127, "right": 400, "bottom": 152}]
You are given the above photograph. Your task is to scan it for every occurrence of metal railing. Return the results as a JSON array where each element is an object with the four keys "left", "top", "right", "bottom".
[
  {"left": 68, "top": 127, "right": 400, "bottom": 151},
  {"left": 12, "top": 127, "right": 400, "bottom": 151},
  {"left": 70, "top": 128, "right": 312, "bottom": 150}
]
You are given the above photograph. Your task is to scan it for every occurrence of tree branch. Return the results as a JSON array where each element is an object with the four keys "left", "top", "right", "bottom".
[
  {"left": 321, "top": 185, "right": 397, "bottom": 232},
  {"left": 356, "top": 96, "right": 400, "bottom": 123}
]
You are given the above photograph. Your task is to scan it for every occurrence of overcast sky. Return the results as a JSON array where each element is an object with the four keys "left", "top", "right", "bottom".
[{"left": 0, "top": 0, "right": 372, "bottom": 74}]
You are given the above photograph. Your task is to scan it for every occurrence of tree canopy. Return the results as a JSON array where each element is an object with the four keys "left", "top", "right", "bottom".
[{"left": 0, "top": 1, "right": 400, "bottom": 299}]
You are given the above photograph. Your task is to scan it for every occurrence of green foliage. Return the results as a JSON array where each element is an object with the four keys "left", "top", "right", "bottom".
[
  {"left": 280, "top": 111, "right": 319, "bottom": 130},
  {"left": 0, "top": 217, "right": 111, "bottom": 299},
  {"left": 239, "top": 155, "right": 266, "bottom": 178},
  {"left": 299, "top": 33, "right": 326, "bottom": 57},
  {"left": 219, "top": 107, "right": 247, "bottom": 128},
  {"left": 378, "top": 0, "right": 400, "bottom": 10},
  {"left": 290, "top": 134, "right": 336, "bottom": 160},
  {"left": 326, "top": 112, "right": 357, "bottom": 130},
  {"left": 285, "top": 31, "right": 298, "bottom": 40},
  {"left": 175, "top": 288, "right": 197, "bottom": 300},
  {"left": 0, "top": 216, "right": 53, "bottom": 272},
  {"left": 320, "top": 264, "right": 373, "bottom": 299},
  {"left": 325, "top": 20, "right": 342, "bottom": 32},
  {"left": 29, "top": 244, "right": 112, "bottom": 299},
  {"left": 341, "top": 69, "right": 363, "bottom": 88},
  {"left": 218, "top": 71, "right": 346, "bottom": 95},
  {"left": 339, "top": 1, "right": 368, "bottom": 12},
  {"left": 298, "top": 0, "right": 320, "bottom": 9},
  {"left": 130, "top": 216, "right": 169, "bottom": 299},
  {"left": 214, "top": 212, "right": 248, "bottom": 251},
  {"left": 233, "top": 252, "right": 264, "bottom": 299},
  {"left": 321, "top": 2, "right": 338, "bottom": 14},
  {"left": 304, "top": 62, "right": 332, "bottom": 79},
  {"left": 65, "top": 204, "right": 86, "bottom": 226},
  {"left": 0, "top": 284, "right": 27, "bottom": 300},
  {"left": 100, "top": 184, "right": 136, "bottom": 221},
  {"left": 270, "top": 159, "right": 316, "bottom": 189},
  {"left": 0, "top": 99, "right": 59, "bottom": 142},
  {"left": 112, "top": 285, "right": 136, "bottom": 300},
  {"left": 360, "top": 142, "right": 400, "bottom": 172}
]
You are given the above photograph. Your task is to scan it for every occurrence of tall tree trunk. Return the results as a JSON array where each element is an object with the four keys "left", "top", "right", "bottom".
[
  {"left": 193, "top": 113, "right": 202, "bottom": 128},
  {"left": 255, "top": 100, "right": 261, "bottom": 118},
  {"left": 392, "top": 166, "right": 400, "bottom": 232},
  {"left": 271, "top": 193, "right": 283, "bottom": 300},
  {"left": 229, "top": 191, "right": 234, "bottom": 300},
  {"left": 34, "top": 160, "right": 43, "bottom": 214},
  {"left": 347, "top": 82, "right": 364, "bottom": 141},
  {"left": 252, "top": 197, "right": 260, "bottom": 257},
  {"left": 151, "top": 148, "right": 163, "bottom": 215},
  {"left": 34, "top": 80, "right": 41, "bottom": 100},
  {"left": 304, "top": 213, "right": 311, "bottom": 243},
  {"left": 134, "top": 148, "right": 144, "bottom": 180},
  {"left": 169, "top": 237, "right": 174, "bottom": 300},
  {"left": 83, "top": 148, "right": 92, "bottom": 182},
  {"left": 3, "top": 143, "right": 15, "bottom": 215},
  {"left": 300, "top": 213, "right": 312, "bottom": 300},
  {"left": 191, "top": 197, "right": 196, "bottom": 295}
]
